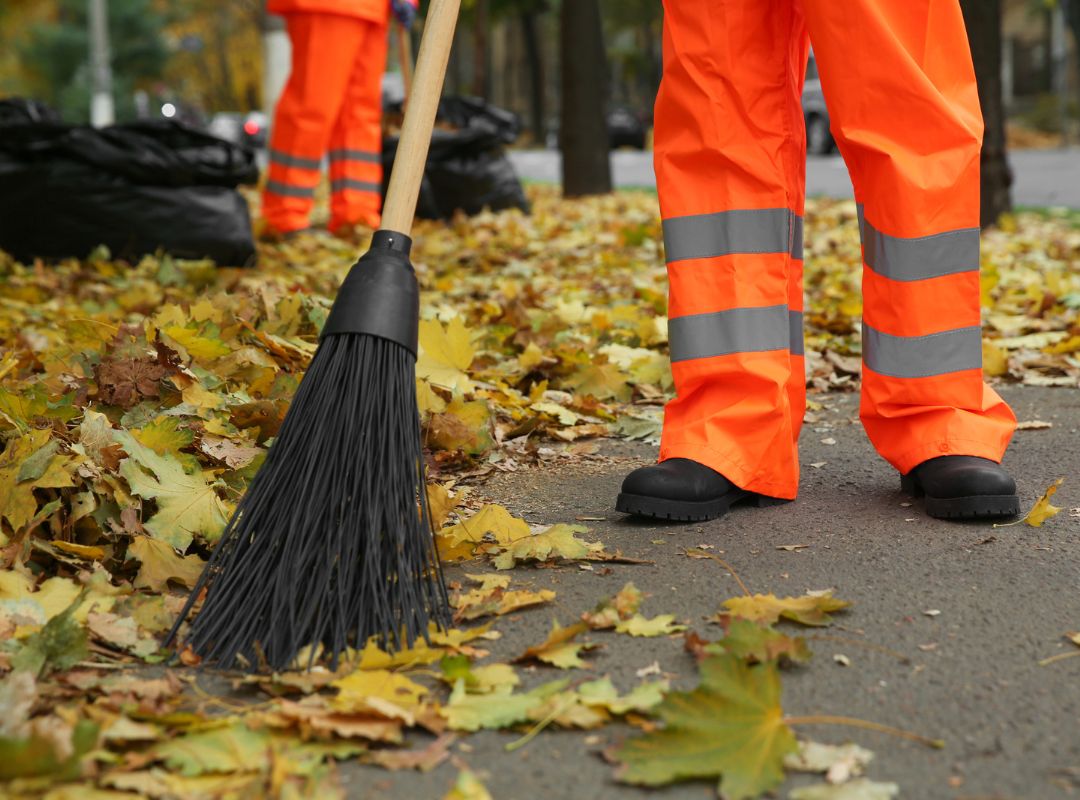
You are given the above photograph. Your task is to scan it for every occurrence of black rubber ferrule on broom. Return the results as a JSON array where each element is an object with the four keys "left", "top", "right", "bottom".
[{"left": 320, "top": 230, "right": 419, "bottom": 354}]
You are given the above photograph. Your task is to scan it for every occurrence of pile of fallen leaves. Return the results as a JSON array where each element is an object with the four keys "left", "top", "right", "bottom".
[{"left": 1, "top": 187, "right": 1078, "bottom": 798}]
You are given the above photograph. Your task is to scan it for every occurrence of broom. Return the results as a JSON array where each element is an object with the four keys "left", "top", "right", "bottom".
[{"left": 166, "top": 0, "right": 461, "bottom": 672}]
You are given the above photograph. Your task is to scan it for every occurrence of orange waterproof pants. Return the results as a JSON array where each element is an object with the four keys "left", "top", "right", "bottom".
[
  {"left": 263, "top": 12, "right": 388, "bottom": 234},
  {"left": 656, "top": 0, "right": 1016, "bottom": 500}
]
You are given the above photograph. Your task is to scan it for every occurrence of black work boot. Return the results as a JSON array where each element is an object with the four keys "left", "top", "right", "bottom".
[
  {"left": 616, "top": 458, "right": 788, "bottom": 522},
  {"left": 900, "top": 456, "right": 1019, "bottom": 520}
]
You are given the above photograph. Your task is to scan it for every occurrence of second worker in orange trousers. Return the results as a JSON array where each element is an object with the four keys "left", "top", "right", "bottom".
[
  {"left": 262, "top": 0, "right": 418, "bottom": 236},
  {"left": 616, "top": 0, "right": 1019, "bottom": 522}
]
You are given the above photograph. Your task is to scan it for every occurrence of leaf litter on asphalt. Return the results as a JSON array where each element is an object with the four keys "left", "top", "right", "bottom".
[{"left": 0, "top": 188, "right": 1073, "bottom": 796}]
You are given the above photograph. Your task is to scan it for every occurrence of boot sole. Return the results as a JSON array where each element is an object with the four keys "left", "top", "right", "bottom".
[
  {"left": 615, "top": 489, "right": 789, "bottom": 522},
  {"left": 900, "top": 475, "right": 1020, "bottom": 520}
]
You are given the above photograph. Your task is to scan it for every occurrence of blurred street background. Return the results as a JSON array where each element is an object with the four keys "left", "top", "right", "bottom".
[{"left": 1, "top": 0, "right": 1078, "bottom": 211}]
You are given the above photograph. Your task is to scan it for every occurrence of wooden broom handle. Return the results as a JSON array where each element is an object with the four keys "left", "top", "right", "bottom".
[
  {"left": 396, "top": 24, "right": 413, "bottom": 105},
  {"left": 381, "top": 0, "right": 460, "bottom": 235}
]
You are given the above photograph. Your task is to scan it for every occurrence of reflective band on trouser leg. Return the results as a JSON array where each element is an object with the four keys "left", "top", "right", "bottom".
[
  {"left": 262, "top": 13, "right": 371, "bottom": 233},
  {"left": 802, "top": 0, "right": 1017, "bottom": 473},
  {"left": 655, "top": 0, "right": 808, "bottom": 500},
  {"left": 328, "top": 18, "right": 388, "bottom": 231}
]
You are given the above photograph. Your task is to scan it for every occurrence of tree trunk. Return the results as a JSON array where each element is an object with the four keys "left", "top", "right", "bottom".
[
  {"left": 521, "top": 10, "right": 545, "bottom": 144},
  {"left": 472, "top": 0, "right": 489, "bottom": 98},
  {"left": 960, "top": 0, "right": 1012, "bottom": 227},
  {"left": 559, "top": 0, "right": 611, "bottom": 196}
]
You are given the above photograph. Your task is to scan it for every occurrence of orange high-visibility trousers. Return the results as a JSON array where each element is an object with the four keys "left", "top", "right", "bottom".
[
  {"left": 656, "top": 0, "right": 1016, "bottom": 500},
  {"left": 262, "top": 11, "right": 389, "bottom": 234}
]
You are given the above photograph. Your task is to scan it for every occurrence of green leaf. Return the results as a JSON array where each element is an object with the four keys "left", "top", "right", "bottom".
[
  {"left": 16, "top": 440, "right": 60, "bottom": 482},
  {"left": 152, "top": 723, "right": 272, "bottom": 776},
  {"left": 11, "top": 592, "right": 90, "bottom": 677},
  {"left": 707, "top": 619, "right": 813, "bottom": 665},
  {"left": 613, "top": 653, "right": 797, "bottom": 800},
  {"left": 0, "top": 719, "right": 99, "bottom": 781},
  {"left": 441, "top": 678, "right": 568, "bottom": 732},
  {"left": 116, "top": 430, "right": 229, "bottom": 549}
]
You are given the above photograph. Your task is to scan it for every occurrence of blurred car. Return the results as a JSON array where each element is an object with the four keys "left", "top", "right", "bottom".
[
  {"left": 802, "top": 52, "right": 835, "bottom": 155},
  {"left": 207, "top": 111, "right": 269, "bottom": 149},
  {"left": 607, "top": 107, "right": 647, "bottom": 150},
  {"left": 544, "top": 107, "right": 648, "bottom": 151}
]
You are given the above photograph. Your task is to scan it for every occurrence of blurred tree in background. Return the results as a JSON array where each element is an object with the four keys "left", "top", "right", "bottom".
[
  {"left": 14, "top": 0, "right": 168, "bottom": 122},
  {"left": 164, "top": 0, "right": 265, "bottom": 113}
]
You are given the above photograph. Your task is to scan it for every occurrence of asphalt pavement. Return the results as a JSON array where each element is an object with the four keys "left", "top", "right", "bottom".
[
  {"left": 341, "top": 386, "right": 1080, "bottom": 800},
  {"left": 508, "top": 148, "right": 1080, "bottom": 208}
]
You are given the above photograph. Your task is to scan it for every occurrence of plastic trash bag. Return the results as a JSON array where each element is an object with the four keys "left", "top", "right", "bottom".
[
  {"left": 382, "top": 96, "right": 529, "bottom": 220},
  {"left": 0, "top": 113, "right": 258, "bottom": 266}
]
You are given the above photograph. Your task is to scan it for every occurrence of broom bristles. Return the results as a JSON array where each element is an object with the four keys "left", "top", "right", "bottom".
[{"left": 168, "top": 332, "right": 449, "bottom": 671}]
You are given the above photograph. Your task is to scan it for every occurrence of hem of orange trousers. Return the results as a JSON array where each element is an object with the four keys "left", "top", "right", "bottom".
[
  {"left": 659, "top": 440, "right": 799, "bottom": 501},
  {"left": 886, "top": 436, "right": 1009, "bottom": 477}
]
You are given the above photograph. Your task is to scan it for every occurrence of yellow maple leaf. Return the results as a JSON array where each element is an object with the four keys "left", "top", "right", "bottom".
[
  {"left": 0, "top": 430, "right": 73, "bottom": 532},
  {"left": 982, "top": 340, "right": 1010, "bottom": 377},
  {"left": 722, "top": 590, "right": 851, "bottom": 627},
  {"left": 128, "top": 537, "right": 206, "bottom": 592},
  {"left": 491, "top": 523, "right": 595, "bottom": 570},
  {"left": 332, "top": 669, "right": 429, "bottom": 718},
  {"left": 515, "top": 621, "right": 595, "bottom": 669},
  {"left": 615, "top": 613, "right": 688, "bottom": 638},
  {"left": 417, "top": 317, "right": 475, "bottom": 393},
  {"left": 1022, "top": 478, "right": 1065, "bottom": 528},
  {"left": 437, "top": 504, "right": 530, "bottom": 562},
  {"left": 162, "top": 325, "right": 231, "bottom": 361},
  {"left": 117, "top": 431, "right": 228, "bottom": 550}
]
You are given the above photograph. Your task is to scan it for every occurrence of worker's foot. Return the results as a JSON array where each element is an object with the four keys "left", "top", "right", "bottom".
[
  {"left": 901, "top": 456, "right": 1019, "bottom": 520},
  {"left": 616, "top": 458, "right": 788, "bottom": 522}
]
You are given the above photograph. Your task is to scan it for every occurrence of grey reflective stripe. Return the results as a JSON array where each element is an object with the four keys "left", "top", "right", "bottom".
[
  {"left": 789, "top": 310, "right": 804, "bottom": 356},
  {"left": 265, "top": 179, "right": 315, "bottom": 198},
  {"left": 790, "top": 215, "right": 803, "bottom": 260},
  {"left": 669, "top": 305, "right": 791, "bottom": 363},
  {"left": 663, "top": 208, "right": 796, "bottom": 263},
  {"left": 328, "top": 148, "right": 381, "bottom": 164},
  {"left": 330, "top": 178, "right": 381, "bottom": 194},
  {"left": 269, "top": 149, "right": 321, "bottom": 170},
  {"left": 857, "top": 204, "right": 979, "bottom": 282},
  {"left": 862, "top": 323, "right": 982, "bottom": 378}
]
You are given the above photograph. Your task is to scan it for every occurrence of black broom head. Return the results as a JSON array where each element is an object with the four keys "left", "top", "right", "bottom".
[{"left": 166, "top": 230, "right": 450, "bottom": 671}]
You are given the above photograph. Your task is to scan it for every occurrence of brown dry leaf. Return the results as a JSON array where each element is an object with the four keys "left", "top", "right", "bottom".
[
  {"left": 582, "top": 582, "right": 644, "bottom": 629},
  {"left": 258, "top": 697, "right": 404, "bottom": 743},
  {"left": 366, "top": 733, "right": 455, "bottom": 771}
]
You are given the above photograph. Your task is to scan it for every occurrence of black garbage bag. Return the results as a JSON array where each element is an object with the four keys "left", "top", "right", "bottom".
[
  {"left": 0, "top": 97, "right": 62, "bottom": 126},
  {"left": 0, "top": 114, "right": 258, "bottom": 266},
  {"left": 382, "top": 96, "right": 529, "bottom": 220}
]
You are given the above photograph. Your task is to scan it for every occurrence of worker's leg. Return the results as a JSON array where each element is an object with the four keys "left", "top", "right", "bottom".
[
  {"left": 802, "top": 0, "right": 1016, "bottom": 477},
  {"left": 328, "top": 19, "right": 389, "bottom": 233},
  {"left": 651, "top": 0, "right": 809, "bottom": 502},
  {"left": 262, "top": 13, "right": 366, "bottom": 234}
]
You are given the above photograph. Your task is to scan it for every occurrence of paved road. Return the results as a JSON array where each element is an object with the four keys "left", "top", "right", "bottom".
[
  {"left": 509, "top": 148, "right": 1080, "bottom": 208},
  {"left": 341, "top": 386, "right": 1080, "bottom": 799}
]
